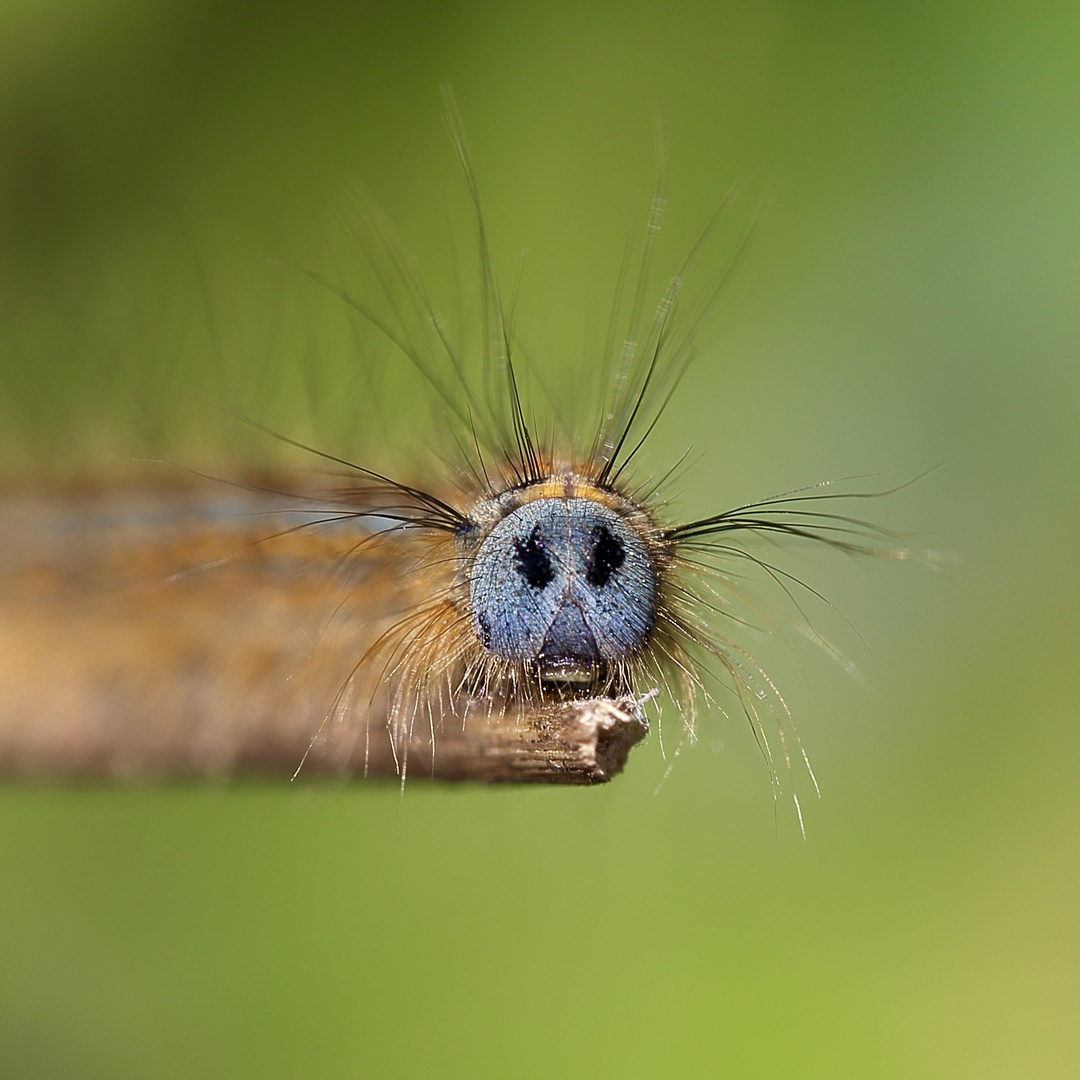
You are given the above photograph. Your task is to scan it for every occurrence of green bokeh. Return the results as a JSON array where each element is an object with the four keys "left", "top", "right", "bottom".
[{"left": 1, "top": 1, "right": 1078, "bottom": 1076}]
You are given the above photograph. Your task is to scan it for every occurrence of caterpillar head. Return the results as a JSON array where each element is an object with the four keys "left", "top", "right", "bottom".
[{"left": 457, "top": 473, "right": 666, "bottom": 688}]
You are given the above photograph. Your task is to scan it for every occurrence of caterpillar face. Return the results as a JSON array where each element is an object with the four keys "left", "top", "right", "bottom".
[{"left": 460, "top": 477, "right": 661, "bottom": 684}]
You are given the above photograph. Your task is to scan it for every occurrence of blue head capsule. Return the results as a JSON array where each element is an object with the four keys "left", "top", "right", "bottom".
[{"left": 468, "top": 497, "right": 658, "bottom": 682}]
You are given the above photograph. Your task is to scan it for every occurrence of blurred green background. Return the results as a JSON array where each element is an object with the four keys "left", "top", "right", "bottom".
[{"left": 2, "top": 0, "right": 1079, "bottom": 1076}]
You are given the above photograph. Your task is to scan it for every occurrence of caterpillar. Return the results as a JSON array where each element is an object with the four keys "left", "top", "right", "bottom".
[{"left": 0, "top": 90, "right": 921, "bottom": 814}]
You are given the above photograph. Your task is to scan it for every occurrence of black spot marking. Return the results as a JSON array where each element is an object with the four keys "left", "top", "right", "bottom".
[
  {"left": 476, "top": 611, "right": 492, "bottom": 648},
  {"left": 586, "top": 524, "right": 625, "bottom": 588},
  {"left": 514, "top": 524, "right": 555, "bottom": 589}
]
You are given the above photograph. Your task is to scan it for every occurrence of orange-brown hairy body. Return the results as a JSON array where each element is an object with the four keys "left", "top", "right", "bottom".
[{"left": 0, "top": 481, "right": 648, "bottom": 783}]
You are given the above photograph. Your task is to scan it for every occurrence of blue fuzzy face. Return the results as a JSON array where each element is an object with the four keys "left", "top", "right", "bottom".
[{"left": 468, "top": 498, "right": 658, "bottom": 681}]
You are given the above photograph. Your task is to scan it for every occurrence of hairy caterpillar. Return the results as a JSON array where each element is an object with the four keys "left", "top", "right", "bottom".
[{"left": 0, "top": 91, "right": 922, "bottom": 812}]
